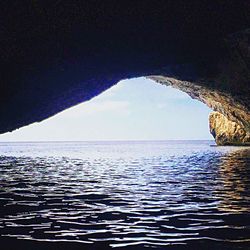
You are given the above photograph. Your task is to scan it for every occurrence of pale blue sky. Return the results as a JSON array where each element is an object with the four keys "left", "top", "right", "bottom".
[{"left": 0, "top": 77, "right": 213, "bottom": 141}]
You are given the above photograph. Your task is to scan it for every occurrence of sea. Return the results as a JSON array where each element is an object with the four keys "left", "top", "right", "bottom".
[{"left": 0, "top": 141, "right": 249, "bottom": 250}]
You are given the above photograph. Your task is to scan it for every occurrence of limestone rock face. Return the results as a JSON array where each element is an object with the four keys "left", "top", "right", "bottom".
[
  {"left": 209, "top": 112, "right": 250, "bottom": 146},
  {"left": 149, "top": 75, "right": 250, "bottom": 145}
]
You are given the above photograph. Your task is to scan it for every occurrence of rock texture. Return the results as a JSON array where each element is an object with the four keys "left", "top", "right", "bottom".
[
  {"left": 148, "top": 76, "right": 250, "bottom": 131},
  {"left": 209, "top": 112, "right": 250, "bottom": 146},
  {"left": 149, "top": 75, "right": 250, "bottom": 145},
  {"left": 0, "top": 1, "right": 249, "bottom": 145}
]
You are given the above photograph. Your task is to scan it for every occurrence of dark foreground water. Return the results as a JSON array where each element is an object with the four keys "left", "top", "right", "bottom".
[{"left": 0, "top": 141, "right": 249, "bottom": 250}]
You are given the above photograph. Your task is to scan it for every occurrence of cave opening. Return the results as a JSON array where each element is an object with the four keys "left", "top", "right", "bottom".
[{"left": 0, "top": 77, "right": 213, "bottom": 142}]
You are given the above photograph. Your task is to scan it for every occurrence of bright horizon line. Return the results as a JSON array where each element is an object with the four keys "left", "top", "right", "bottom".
[{"left": 0, "top": 139, "right": 215, "bottom": 143}]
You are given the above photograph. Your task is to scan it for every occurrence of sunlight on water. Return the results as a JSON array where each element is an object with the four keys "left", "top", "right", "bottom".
[{"left": 0, "top": 141, "right": 249, "bottom": 249}]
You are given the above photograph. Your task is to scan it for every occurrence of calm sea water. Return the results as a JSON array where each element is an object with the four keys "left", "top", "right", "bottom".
[{"left": 0, "top": 141, "right": 249, "bottom": 250}]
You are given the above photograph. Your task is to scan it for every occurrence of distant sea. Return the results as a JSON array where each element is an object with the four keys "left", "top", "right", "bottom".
[{"left": 0, "top": 141, "right": 249, "bottom": 250}]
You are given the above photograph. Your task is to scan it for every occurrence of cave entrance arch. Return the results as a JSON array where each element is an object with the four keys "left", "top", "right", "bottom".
[
  {"left": 0, "top": 77, "right": 215, "bottom": 142},
  {"left": 0, "top": 75, "right": 250, "bottom": 145}
]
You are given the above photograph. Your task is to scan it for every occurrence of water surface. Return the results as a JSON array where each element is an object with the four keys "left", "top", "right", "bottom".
[{"left": 0, "top": 141, "right": 249, "bottom": 249}]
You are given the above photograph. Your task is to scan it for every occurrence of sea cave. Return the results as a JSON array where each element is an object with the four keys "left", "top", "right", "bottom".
[{"left": 0, "top": 1, "right": 249, "bottom": 145}]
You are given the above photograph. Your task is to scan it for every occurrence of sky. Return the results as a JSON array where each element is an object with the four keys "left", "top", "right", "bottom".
[{"left": 0, "top": 77, "right": 213, "bottom": 141}]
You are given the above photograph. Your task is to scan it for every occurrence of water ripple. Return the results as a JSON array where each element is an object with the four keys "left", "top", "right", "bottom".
[{"left": 0, "top": 141, "right": 249, "bottom": 249}]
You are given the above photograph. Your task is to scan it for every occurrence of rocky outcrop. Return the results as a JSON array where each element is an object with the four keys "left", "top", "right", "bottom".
[
  {"left": 148, "top": 75, "right": 250, "bottom": 145},
  {"left": 209, "top": 112, "right": 250, "bottom": 146}
]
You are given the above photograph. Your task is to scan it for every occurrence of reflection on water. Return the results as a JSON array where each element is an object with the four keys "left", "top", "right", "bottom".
[
  {"left": 0, "top": 141, "right": 249, "bottom": 249},
  {"left": 216, "top": 149, "right": 250, "bottom": 213}
]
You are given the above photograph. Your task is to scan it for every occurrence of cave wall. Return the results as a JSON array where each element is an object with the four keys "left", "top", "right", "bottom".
[
  {"left": 148, "top": 28, "right": 250, "bottom": 145},
  {"left": 149, "top": 74, "right": 250, "bottom": 131},
  {"left": 149, "top": 75, "right": 250, "bottom": 145},
  {"left": 0, "top": 1, "right": 249, "bottom": 144}
]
